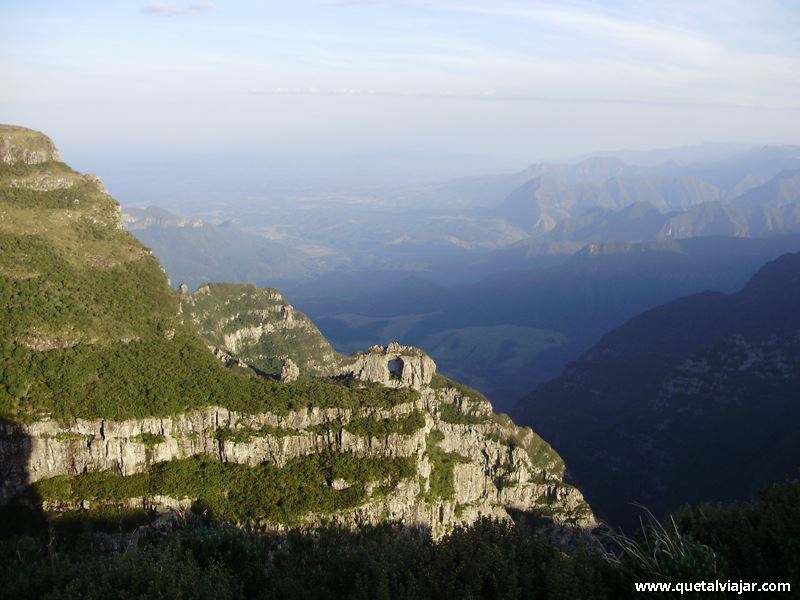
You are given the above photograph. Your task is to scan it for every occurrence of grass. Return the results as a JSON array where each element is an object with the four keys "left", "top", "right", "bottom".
[
  {"left": 34, "top": 453, "right": 418, "bottom": 525},
  {"left": 606, "top": 505, "right": 721, "bottom": 587},
  {"left": 421, "top": 430, "right": 470, "bottom": 501},
  {"left": 344, "top": 410, "right": 426, "bottom": 438},
  {"left": 0, "top": 159, "right": 409, "bottom": 422},
  {"left": 131, "top": 433, "right": 166, "bottom": 448},
  {"left": 54, "top": 432, "right": 92, "bottom": 442},
  {"left": 437, "top": 402, "right": 489, "bottom": 425}
]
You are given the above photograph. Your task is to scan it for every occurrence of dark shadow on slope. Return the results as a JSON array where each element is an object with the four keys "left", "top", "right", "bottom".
[
  {"left": 0, "top": 416, "right": 46, "bottom": 537},
  {"left": 507, "top": 507, "right": 606, "bottom": 554}
]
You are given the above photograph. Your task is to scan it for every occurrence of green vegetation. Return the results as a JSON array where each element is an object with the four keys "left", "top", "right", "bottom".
[
  {"left": 0, "top": 156, "right": 419, "bottom": 423},
  {"left": 344, "top": 410, "right": 426, "bottom": 438},
  {"left": 437, "top": 402, "right": 489, "bottom": 425},
  {"left": 306, "top": 419, "right": 342, "bottom": 437},
  {"left": 35, "top": 453, "right": 417, "bottom": 525},
  {"left": 130, "top": 432, "right": 166, "bottom": 448},
  {"left": 1, "top": 319, "right": 419, "bottom": 422},
  {"left": 669, "top": 482, "right": 800, "bottom": 589},
  {"left": 4, "top": 481, "right": 800, "bottom": 598},
  {"left": 54, "top": 432, "right": 92, "bottom": 442},
  {"left": 185, "top": 283, "right": 342, "bottom": 378},
  {"left": 0, "top": 519, "right": 616, "bottom": 600},
  {"left": 421, "top": 431, "right": 470, "bottom": 501},
  {"left": 605, "top": 482, "right": 800, "bottom": 594}
]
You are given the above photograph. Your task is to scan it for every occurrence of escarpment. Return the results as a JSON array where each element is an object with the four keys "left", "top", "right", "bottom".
[
  {"left": 0, "top": 125, "right": 595, "bottom": 538},
  {"left": 182, "top": 282, "right": 344, "bottom": 379},
  {"left": 0, "top": 125, "right": 61, "bottom": 165}
]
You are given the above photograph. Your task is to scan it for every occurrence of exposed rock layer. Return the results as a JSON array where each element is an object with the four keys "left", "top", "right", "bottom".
[{"left": 1, "top": 382, "right": 594, "bottom": 537}]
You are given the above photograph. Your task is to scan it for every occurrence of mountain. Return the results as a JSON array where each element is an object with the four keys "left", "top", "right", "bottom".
[
  {"left": 505, "top": 167, "right": 800, "bottom": 247},
  {"left": 536, "top": 201, "right": 671, "bottom": 244},
  {"left": 516, "top": 252, "right": 800, "bottom": 527},
  {"left": 123, "top": 205, "right": 205, "bottom": 229},
  {"left": 496, "top": 165, "right": 719, "bottom": 234},
  {"left": 496, "top": 147, "right": 800, "bottom": 237},
  {"left": 181, "top": 282, "right": 344, "bottom": 379},
  {"left": 127, "top": 214, "right": 314, "bottom": 290},
  {"left": 0, "top": 125, "right": 593, "bottom": 537}
]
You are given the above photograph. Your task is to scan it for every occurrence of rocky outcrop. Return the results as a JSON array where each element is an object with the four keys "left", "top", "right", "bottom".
[
  {"left": 184, "top": 283, "right": 440, "bottom": 392},
  {"left": 182, "top": 283, "right": 343, "bottom": 378},
  {"left": 0, "top": 125, "right": 61, "bottom": 164},
  {"left": 123, "top": 206, "right": 204, "bottom": 230},
  {"left": 0, "top": 125, "right": 595, "bottom": 543},
  {"left": 0, "top": 383, "right": 595, "bottom": 538},
  {"left": 280, "top": 358, "right": 300, "bottom": 382},
  {"left": 343, "top": 342, "right": 437, "bottom": 390}
]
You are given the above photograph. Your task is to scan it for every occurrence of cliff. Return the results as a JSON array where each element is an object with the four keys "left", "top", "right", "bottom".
[
  {"left": 181, "top": 282, "right": 343, "bottom": 379},
  {"left": 0, "top": 125, "right": 595, "bottom": 538}
]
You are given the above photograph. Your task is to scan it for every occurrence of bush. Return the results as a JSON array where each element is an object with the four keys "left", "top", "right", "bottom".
[
  {"left": 35, "top": 453, "right": 418, "bottom": 525},
  {"left": 0, "top": 518, "right": 616, "bottom": 599}
]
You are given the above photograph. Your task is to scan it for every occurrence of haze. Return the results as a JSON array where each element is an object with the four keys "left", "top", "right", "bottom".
[{"left": 3, "top": 0, "right": 800, "bottom": 197}]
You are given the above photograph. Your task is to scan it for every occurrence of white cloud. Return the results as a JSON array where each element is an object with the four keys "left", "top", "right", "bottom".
[{"left": 141, "top": 2, "right": 211, "bottom": 16}]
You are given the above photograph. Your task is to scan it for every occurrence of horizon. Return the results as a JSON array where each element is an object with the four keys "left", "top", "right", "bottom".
[{"left": 3, "top": 1, "right": 800, "bottom": 199}]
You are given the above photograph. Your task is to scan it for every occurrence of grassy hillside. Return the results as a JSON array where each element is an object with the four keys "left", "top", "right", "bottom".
[
  {"left": 183, "top": 283, "right": 344, "bottom": 378},
  {"left": 0, "top": 127, "right": 412, "bottom": 422}
]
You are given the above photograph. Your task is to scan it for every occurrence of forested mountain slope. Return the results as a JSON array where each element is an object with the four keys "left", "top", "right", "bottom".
[{"left": 0, "top": 125, "right": 592, "bottom": 538}]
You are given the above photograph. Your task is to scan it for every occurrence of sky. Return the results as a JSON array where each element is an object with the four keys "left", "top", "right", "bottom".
[{"left": 2, "top": 0, "right": 800, "bottom": 195}]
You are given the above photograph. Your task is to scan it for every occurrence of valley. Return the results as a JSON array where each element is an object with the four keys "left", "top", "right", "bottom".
[{"left": 4, "top": 0, "right": 800, "bottom": 595}]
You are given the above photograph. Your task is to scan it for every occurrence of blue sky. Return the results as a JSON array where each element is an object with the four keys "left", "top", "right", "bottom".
[{"left": 2, "top": 1, "right": 800, "bottom": 188}]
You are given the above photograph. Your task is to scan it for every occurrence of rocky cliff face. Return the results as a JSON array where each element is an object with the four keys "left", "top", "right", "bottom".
[
  {"left": 0, "top": 125, "right": 595, "bottom": 540},
  {"left": 0, "top": 124, "right": 61, "bottom": 165},
  {"left": 182, "top": 282, "right": 344, "bottom": 379},
  {"left": 345, "top": 342, "right": 437, "bottom": 390},
  {"left": 1, "top": 374, "right": 593, "bottom": 537}
]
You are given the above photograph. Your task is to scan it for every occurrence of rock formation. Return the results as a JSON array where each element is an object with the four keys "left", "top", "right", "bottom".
[
  {"left": 0, "top": 125, "right": 596, "bottom": 541},
  {"left": 182, "top": 283, "right": 343, "bottom": 378},
  {"left": 344, "top": 343, "right": 437, "bottom": 390},
  {"left": 1, "top": 381, "right": 594, "bottom": 537},
  {"left": 0, "top": 124, "right": 61, "bottom": 164}
]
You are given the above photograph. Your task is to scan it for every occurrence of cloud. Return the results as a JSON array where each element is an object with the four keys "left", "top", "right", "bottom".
[
  {"left": 239, "top": 85, "right": 800, "bottom": 111},
  {"left": 141, "top": 3, "right": 211, "bottom": 16},
  {"left": 336, "top": 0, "right": 374, "bottom": 6}
]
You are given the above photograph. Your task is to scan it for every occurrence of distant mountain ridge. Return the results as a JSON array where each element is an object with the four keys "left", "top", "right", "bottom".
[
  {"left": 496, "top": 146, "right": 800, "bottom": 239},
  {"left": 124, "top": 206, "right": 204, "bottom": 230},
  {"left": 127, "top": 214, "right": 315, "bottom": 290}
]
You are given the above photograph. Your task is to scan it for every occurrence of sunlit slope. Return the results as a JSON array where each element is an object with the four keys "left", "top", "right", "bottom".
[
  {"left": 0, "top": 126, "right": 410, "bottom": 421},
  {"left": 182, "top": 282, "right": 344, "bottom": 378},
  {"left": 0, "top": 126, "right": 592, "bottom": 536}
]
